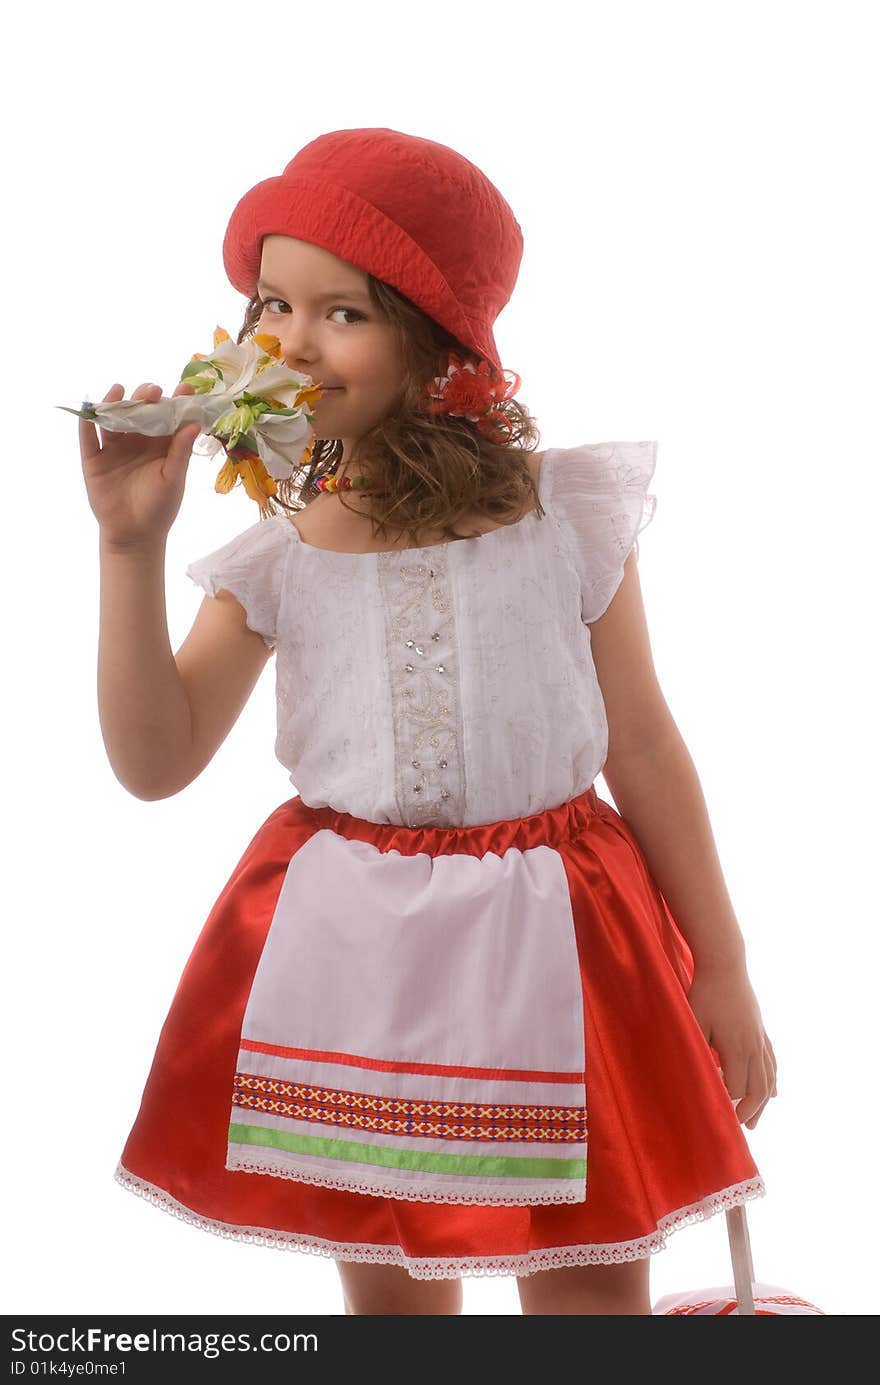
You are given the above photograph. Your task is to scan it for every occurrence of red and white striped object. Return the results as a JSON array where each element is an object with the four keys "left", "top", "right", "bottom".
[{"left": 652, "top": 1206, "right": 825, "bottom": 1315}]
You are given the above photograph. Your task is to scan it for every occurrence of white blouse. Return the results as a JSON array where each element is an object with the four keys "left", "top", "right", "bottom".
[{"left": 185, "top": 441, "right": 657, "bottom": 827}]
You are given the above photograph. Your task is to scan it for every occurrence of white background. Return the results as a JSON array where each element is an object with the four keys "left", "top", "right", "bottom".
[{"left": 3, "top": 0, "right": 877, "bottom": 1317}]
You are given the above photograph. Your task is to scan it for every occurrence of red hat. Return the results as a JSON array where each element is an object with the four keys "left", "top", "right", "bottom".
[{"left": 222, "top": 127, "right": 523, "bottom": 374}]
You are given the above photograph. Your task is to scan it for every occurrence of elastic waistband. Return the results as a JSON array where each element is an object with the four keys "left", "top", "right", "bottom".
[{"left": 303, "top": 783, "right": 604, "bottom": 857}]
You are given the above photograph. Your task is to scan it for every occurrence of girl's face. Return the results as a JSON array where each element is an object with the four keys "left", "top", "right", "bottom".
[{"left": 256, "top": 235, "right": 405, "bottom": 468}]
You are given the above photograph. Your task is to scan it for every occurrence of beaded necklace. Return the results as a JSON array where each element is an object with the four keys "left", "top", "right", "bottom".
[{"left": 310, "top": 471, "right": 372, "bottom": 495}]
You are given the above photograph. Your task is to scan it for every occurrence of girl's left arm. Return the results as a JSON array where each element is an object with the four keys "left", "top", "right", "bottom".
[{"left": 589, "top": 551, "right": 778, "bottom": 1130}]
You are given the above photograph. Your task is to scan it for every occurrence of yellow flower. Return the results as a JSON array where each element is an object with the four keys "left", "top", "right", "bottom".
[
  {"left": 214, "top": 458, "right": 238, "bottom": 494},
  {"left": 295, "top": 383, "right": 324, "bottom": 411},
  {"left": 214, "top": 451, "right": 278, "bottom": 512},
  {"left": 240, "top": 455, "right": 278, "bottom": 510},
  {"left": 251, "top": 332, "right": 281, "bottom": 358}
]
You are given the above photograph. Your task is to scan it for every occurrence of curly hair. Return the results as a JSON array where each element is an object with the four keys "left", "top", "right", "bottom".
[{"left": 236, "top": 273, "right": 545, "bottom": 547}]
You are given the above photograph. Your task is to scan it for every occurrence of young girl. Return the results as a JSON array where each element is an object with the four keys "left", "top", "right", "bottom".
[{"left": 81, "top": 127, "right": 776, "bottom": 1316}]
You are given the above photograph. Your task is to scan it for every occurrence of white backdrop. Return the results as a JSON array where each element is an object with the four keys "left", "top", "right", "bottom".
[{"left": 4, "top": 0, "right": 877, "bottom": 1317}]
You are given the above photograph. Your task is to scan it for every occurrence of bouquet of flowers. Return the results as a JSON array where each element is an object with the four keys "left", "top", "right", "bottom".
[{"left": 58, "top": 327, "right": 324, "bottom": 511}]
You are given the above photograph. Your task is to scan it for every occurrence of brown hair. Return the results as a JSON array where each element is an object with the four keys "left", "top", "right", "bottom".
[{"left": 236, "top": 274, "right": 544, "bottom": 547}]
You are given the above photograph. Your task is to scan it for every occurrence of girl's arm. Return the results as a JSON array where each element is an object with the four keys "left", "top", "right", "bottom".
[
  {"left": 98, "top": 535, "right": 269, "bottom": 799},
  {"left": 590, "top": 551, "right": 746, "bottom": 970},
  {"left": 98, "top": 534, "right": 194, "bottom": 799},
  {"left": 590, "top": 552, "right": 777, "bottom": 1129},
  {"left": 602, "top": 727, "right": 747, "bottom": 971}
]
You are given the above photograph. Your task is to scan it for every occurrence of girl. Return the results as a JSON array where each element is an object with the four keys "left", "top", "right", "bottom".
[{"left": 81, "top": 127, "right": 776, "bottom": 1316}]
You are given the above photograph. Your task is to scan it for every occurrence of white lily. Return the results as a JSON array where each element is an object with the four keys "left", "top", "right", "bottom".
[
  {"left": 184, "top": 333, "right": 308, "bottom": 402},
  {"left": 58, "top": 327, "right": 327, "bottom": 504}
]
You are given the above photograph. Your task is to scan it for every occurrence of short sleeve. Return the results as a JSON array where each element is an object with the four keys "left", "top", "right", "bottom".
[
  {"left": 185, "top": 514, "right": 292, "bottom": 653},
  {"left": 547, "top": 441, "right": 658, "bottom": 624}
]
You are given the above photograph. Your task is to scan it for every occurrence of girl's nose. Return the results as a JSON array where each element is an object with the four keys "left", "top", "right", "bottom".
[
  {"left": 269, "top": 318, "right": 315, "bottom": 367},
  {"left": 282, "top": 350, "right": 319, "bottom": 382}
]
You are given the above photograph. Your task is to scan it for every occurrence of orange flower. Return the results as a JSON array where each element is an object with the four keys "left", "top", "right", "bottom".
[
  {"left": 215, "top": 448, "right": 278, "bottom": 513},
  {"left": 251, "top": 332, "right": 282, "bottom": 358}
]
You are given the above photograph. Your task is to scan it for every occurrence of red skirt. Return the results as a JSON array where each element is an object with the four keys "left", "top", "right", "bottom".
[{"left": 115, "top": 784, "right": 764, "bottom": 1280}]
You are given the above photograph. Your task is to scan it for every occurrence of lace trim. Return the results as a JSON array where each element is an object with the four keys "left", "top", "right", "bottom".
[
  {"left": 225, "top": 1155, "right": 586, "bottom": 1205},
  {"left": 114, "top": 1161, "right": 766, "bottom": 1282},
  {"left": 377, "top": 550, "right": 465, "bottom": 827}
]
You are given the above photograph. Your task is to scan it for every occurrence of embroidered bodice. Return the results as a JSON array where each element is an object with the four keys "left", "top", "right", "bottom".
[{"left": 185, "top": 441, "right": 657, "bottom": 826}]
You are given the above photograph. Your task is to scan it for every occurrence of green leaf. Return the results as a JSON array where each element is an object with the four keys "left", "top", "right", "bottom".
[{"left": 181, "top": 359, "right": 215, "bottom": 381}]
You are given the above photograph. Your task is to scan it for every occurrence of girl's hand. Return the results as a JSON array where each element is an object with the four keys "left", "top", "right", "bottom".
[
  {"left": 686, "top": 962, "right": 778, "bottom": 1130},
  {"left": 80, "top": 379, "right": 201, "bottom": 549}
]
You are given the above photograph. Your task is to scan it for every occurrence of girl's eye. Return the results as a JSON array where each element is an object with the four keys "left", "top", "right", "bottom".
[
  {"left": 259, "top": 298, "right": 365, "bottom": 325},
  {"left": 331, "top": 307, "right": 366, "bottom": 325}
]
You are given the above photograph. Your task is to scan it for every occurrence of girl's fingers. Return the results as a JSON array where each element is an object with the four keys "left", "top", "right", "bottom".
[
  {"left": 743, "top": 1042, "right": 777, "bottom": 1129},
  {"left": 764, "top": 1031, "right": 778, "bottom": 1096},
  {"left": 730, "top": 1052, "right": 757, "bottom": 1124},
  {"left": 80, "top": 378, "right": 196, "bottom": 464},
  {"left": 98, "top": 383, "right": 126, "bottom": 449},
  {"left": 721, "top": 1054, "right": 749, "bottom": 1112},
  {"left": 763, "top": 1041, "right": 776, "bottom": 1105},
  {"left": 737, "top": 1051, "right": 770, "bottom": 1128},
  {"left": 80, "top": 382, "right": 123, "bottom": 462}
]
